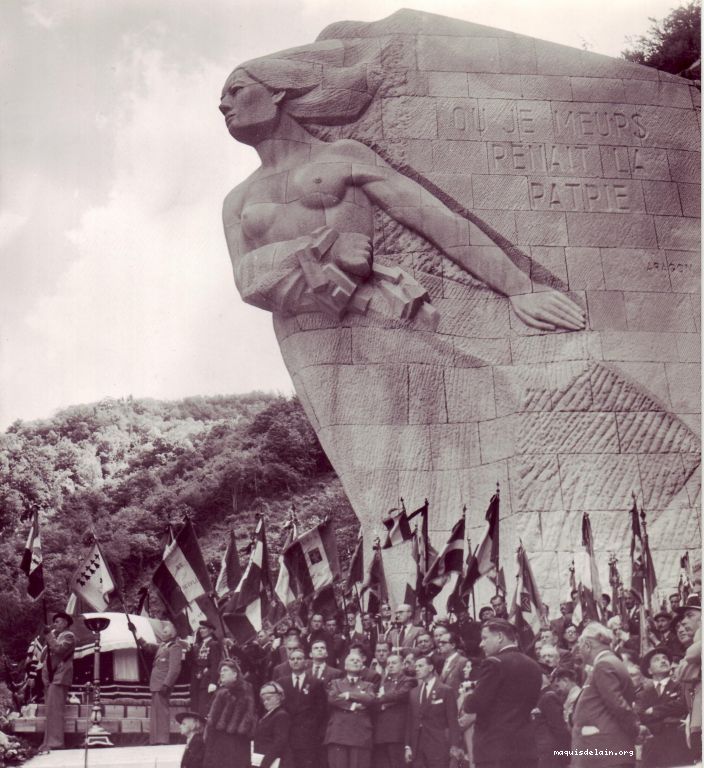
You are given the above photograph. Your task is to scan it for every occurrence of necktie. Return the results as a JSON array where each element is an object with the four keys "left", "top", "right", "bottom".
[
  {"left": 419, "top": 682, "right": 426, "bottom": 705},
  {"left": 399, "top": 626, "right": 406, "bottom": 648},
  {"left": 315, "top": 665, "right": 322, "bottom": 678},
  {"left": 294, "top": 675, "right": 301, "bottom": 690}
]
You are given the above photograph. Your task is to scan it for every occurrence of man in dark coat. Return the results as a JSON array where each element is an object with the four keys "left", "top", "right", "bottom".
[
  {"left": 279, "top": 648, "right": 327, "bottom": 768},
  {"left": 189, "top": 621, "right": 222, "bottom": 717},
  {"left": 637, "top": 646, "right": 692, "bottom": 768},
  {"left": 176, "top": 711, "right": 206, "bottom": 768},
  {"left": 325, "top": 654, "right": 376, "bottom": 768},
  {"left": 308, "top": 639, "right": 342, "bottom": 686},
  {"left": 462, "top": 618, "right": 543, "bottom": 768},
  {"left": 571, "top": 622, "right": 642, "bottom": 768},
  {"left": 405, "top": 655, "right": 463, "bottom": 768},
  {"left": 372, "top": 653, "right": 415, "bottom": 768}
]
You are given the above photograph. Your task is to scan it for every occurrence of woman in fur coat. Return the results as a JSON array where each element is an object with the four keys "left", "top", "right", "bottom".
[{"left": 204, "top": 659, "right": 256, "bottom": 768}]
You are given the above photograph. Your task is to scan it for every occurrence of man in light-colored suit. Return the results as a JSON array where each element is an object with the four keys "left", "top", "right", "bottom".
[
  {"left": 386, "top": 604, "right": 423, "bottom": 654},
  {"left": 38, "top": 612, "right": 76, "bottom": 754},
  {"left": 133, "top": 621, "right": 183, "bottom": 745},
  {"left": 436, "top": 631, "right": 467, "bottom": 695},
  {"left": 572, "top": 622, "right": 643, "bottom": 768}
]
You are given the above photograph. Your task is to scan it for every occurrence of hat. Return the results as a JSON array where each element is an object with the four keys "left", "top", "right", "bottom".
[
  {"left": 53, "top": 612, "right": 74, "bottom": 627},
  {"left": 199, "top": 620, "right": 216, "bottom": 630},
  {"left": 640, "top": 646, "right": 673, "bottom": 677},
  {"left": 652, "top": 611, "right": 671, "bottom": 622},
  {"left": 672, "top": 594, "right": 701, "bottom": 627},
  {"left": 175, "top": 711, "right": 206, "bottom": 726}
]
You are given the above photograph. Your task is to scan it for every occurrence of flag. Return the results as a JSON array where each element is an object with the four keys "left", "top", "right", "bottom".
[
  {"left": 20, "top": 511, "right": 44, "bottom": 599},
  {"left": 423, "top": 515, "right": 465, "bottom": 588},
  {"left": 382, "top": 507, "right": 411, "bottom": 549},
  {"left": 462, "top": 491, "right": 503, "bottom": 593},
  {"left": 224, "top": 518, "right": 273, "bottom": 642},
  {"left": 135, "top": 586, "right": 151, "bottom": 617},
  {"left": 152, "top": 518, "right": 212, "bottom": 617},
  {"left": 608, "top": 554, "right": 628, "bottom": 624},
  {"left": 678, "top": 552, "right": 693, "bottom": 603},
  {"left": 275, "top": 518, "right": 340, "bottom": 606},
  {"left": 273, "top": 516, "right": 299, "bottom": 609},
  {"left": 215, "top": 529, "right": 242, "bottom": 598},
  {"left": 629, "top": 496, "right": 645, "bottom": 599},
  {"left": 362, "top": 545, "right": 388, "bottom": 615},
  {"left": 70, "top": 542, "right": 116, "bottom": 612},
  {"left": 510, "top": 545, "right": 544, "bottom": 636},
  {"left": 345, "top": 528, "right": 364, "bottom": 592},
  {"left": 382, "top": 501, "right": 425, "bottom": 549},
  {"left": 572, "top": 513, "right": 602, "bottom": 625},
  {"left": 412, "top": 501, "right": 438, "bottom": 607},
  {"left": 641, "top": 513, "right": 657, "bottom": 609}
]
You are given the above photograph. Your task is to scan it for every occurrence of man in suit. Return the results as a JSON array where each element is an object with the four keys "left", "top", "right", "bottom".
[
  {"left": 309, "top": 639, "right": 342, "bottom": 686},
  {"left": 279, "top": 647, "right": 327, "bottom": 768},
  {"left": 189, "top": 620, "right": 222, "bottom": 717},
  {"left": 404, "top": 655, "right": 462, "bottom": 768},
  {"left": 462, "top": 618, "right": 543, "bottom": 768},
  {"left": 324, "top": 616, "right": 347, "bottom": 668},
  {"left": 37, "top": 612, "right": 76, "bottom": 754},
  {"left": 176, "top": 710, "right": 206, "bottom": 768},
  {"left": 571, "top": 622, "right": 642, "bottom": 768},
  {"left": 351, "top": 613, "right": 379, "bottom": 660},
  {"left": 372, "top": 653, "right": 415, "bottom": 768},
  {"left": 325, "top": 654, "right": 376, "bottom": 768},
  {"left": 136, "top": 621, "right": 183, "bottom": 745},
  {"left": 387, "top": 604, "right": 423, "bottom": 654},
  {"left": 436, "top": 631, "right": 467, "bottom": 695},
  {"left": 637, "top": 646, "right": 691, "bottom": 767},
  {"left": 272, "top": 635, "right": 308, "bottom": 679},
  {"left": 370, "top": 639, "right": 391, "bottom": 681}
]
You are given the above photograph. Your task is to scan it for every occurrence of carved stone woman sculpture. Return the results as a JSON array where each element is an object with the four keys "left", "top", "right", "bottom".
[{"left": 220, "top": 14, "right": 700, "bottom": 601}]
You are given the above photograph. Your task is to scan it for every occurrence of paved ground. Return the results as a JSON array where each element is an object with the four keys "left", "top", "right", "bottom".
[{"left": 23, "top": 745, "right": 183, "bottom": 767}]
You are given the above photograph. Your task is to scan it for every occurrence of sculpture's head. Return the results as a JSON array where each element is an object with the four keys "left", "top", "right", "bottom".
[{"left": 220, "top": 47, "right": 374, "bottom": 145}]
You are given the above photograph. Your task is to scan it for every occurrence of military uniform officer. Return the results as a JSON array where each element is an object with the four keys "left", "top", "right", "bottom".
[
  {"left": 189, "top": 620, "right": 222, "bottom": 717},
  {"left": 462, "top": 618, "right": 543, "bottom": 768},
  {"left": 132, "top": 621, "right": 183, "bottom": 745},
  {"left": 325, "top": 654, "right": 376, "bottom": 768}
]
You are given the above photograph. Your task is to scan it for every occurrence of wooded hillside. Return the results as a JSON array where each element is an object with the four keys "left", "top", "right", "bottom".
[{"left": 0, "top": 394, "right": 358, "bottom": 658}]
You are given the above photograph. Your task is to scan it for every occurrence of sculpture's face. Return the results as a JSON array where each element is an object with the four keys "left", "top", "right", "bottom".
[{"left": 219, "top": 70, "right": 281, "bottom": 144}]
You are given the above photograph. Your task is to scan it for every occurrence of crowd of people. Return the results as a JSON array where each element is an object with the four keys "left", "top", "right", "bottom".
[{"left": 143, "top": 588, "right": 702, "bottom": 768}]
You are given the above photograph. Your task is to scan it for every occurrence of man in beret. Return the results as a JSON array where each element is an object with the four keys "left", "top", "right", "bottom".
[
  {"left": 37, "top": 612, "right": 76, "bottom": 754},
  {"left": 636, "top": 647, "right": 691, "bottom": 767},
  {"left": 177, "top": 710, "right": 206, "bottom": 768},
  {"left": 462, "top": 618, "right": 542, "bottom": 768}
]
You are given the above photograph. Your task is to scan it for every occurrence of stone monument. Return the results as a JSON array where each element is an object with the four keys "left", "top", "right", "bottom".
[{"left": 220, "top": 9, "right": 700, "bottom": 609}]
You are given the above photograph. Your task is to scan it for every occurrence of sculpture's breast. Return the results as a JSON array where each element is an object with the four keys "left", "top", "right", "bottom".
[
  {"left": 240, "top": 202, "right": 279, "bottom": 241},
  {"left": 288, "top": 162, "right": 350, "bottom": 209}
]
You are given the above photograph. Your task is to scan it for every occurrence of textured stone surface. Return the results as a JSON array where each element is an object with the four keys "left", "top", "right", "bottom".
[{"left": 223, "top": 9, "right": 700, "bottom": 610}]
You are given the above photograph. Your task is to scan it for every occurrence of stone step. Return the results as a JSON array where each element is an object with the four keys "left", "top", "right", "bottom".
[{"left": 23, "top": 745, "right": 183, "bottom": 768}]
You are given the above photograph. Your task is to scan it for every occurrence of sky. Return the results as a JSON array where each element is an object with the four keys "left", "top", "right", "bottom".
[{"left": 0, "top": 0, "right": 682, "bottom": 429}]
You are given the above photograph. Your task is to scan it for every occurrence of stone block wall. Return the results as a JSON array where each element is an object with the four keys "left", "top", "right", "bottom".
[{"left": 245, "top": 10, "right": 701, "bottom": 610}]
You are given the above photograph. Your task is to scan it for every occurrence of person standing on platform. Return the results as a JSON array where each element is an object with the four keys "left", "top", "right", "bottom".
[
  {"left": 177, "top": 711, "right": 206, "bottom": 768},
  {"left": 37, "top": 612, "right": 76, "bottom": 755},
  {"left": 571, "top": 622, "right": 641, "bottom": 768},
  {"left": 204, "top": 659, "right": 256, "bottom": 768},
  {"left": 462, "top": 618, "right": 543, "bottom": 768},
  {"left": 404, "top": 655, "right": 463, "bottom": 768},
  {"left": 325, "top": 653, "right": 376, "bottom": 768},
  {"left": 136, "top": 622, "right": 183, "bottom": 745},
  {"left": 190, "top": 621, "right": 222, "bottom": 717}
]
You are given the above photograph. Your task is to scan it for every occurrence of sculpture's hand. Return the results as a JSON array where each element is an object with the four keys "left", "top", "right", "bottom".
[
  {"left": 510, "top": 291, "right": 586, "bottom": 332},
  {"left": 329, "top": 232, "right": 372, "bottom": 279}
]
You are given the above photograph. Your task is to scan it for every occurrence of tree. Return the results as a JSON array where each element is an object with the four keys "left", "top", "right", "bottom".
[{"left": 622, "top": 1, "right": 701, "bottom": 81}]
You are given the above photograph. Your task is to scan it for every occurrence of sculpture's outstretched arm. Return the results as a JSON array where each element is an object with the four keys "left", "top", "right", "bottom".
[{"left": 340, "top": 140, "right": 585, "bottom": 332}]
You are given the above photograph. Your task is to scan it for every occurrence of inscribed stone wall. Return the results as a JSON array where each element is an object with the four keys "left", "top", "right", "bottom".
[{"left": 228, "top": 10, "right": 701, "bottom": 609}]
